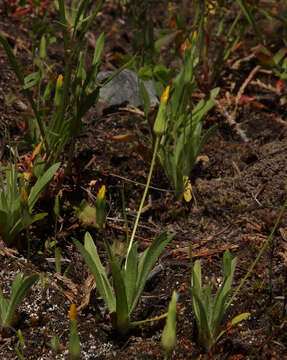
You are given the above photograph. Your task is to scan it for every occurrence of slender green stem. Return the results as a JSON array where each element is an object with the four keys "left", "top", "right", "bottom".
[
  {"left": 131, "top": 311, "right": 168, "bottom": 327},
  {"left": 227, "top": 196, "right": 287, "bottom": 309},
  {"left": 121, "top": 187, "right": 130, "bottom": 248},
  {"left": 124, "top": 136, "right": 160, "bottom": 269}
]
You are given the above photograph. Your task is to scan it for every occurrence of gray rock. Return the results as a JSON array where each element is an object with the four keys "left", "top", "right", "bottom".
[{"left": 97, "top": 69, "right": 159, "bottom": 107}]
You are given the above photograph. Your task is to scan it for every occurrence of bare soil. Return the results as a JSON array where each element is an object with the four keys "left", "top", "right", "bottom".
[{"left": 0, "top": 2, "right": 287, "bottom": 359}]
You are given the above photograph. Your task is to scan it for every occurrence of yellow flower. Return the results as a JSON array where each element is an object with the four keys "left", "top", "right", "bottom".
[
  {"left": 98, "top": 185, "right": 106, "bottom": 199},
  {"left": 96, "top": 185, "right": 106, "bottom": 229},
  {"left": 69, "top": 304, "right": 77, "bottom": 322},
  {"left": 56, "top": 74, "right": 63, "bottom": 88},
  {"left": 183, "top": 176, "right": 192, "bottom": 203},
  {"left": 32, "top": 141, "right": 42, "bottom": 160},
  {"left": 23, "top": 172, "right": 31, "bottom": 182},
  {"left": 208, "top": 1, "right": 217, "bottom": 15},
  {"left": 168, "top": 2, "right": 172, "bottom": 12},
  {"left": 161, "top": 86, "right": 170, "bottom": 105},
  {"left": 181, "top": 38, "right": 192, "bottom": 52}
]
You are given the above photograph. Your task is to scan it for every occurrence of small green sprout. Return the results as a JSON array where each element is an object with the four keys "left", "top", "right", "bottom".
[
  {"left": 0, "top": 273, "right": 39, "bottom": 331},
  {"left": 190, "top": 250, "right": 250, "bottom": 352}
]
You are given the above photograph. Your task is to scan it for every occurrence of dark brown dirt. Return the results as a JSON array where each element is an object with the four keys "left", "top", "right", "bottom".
[{"left": 1, "top": 1, "right": 287, "bottom": 359}]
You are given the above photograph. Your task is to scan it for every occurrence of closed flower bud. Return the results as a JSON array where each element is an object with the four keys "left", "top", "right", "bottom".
[
  {"left": 153, "top": 86, "right": 170, "bottom": 136},
  {"left": 69, "top": 304, "right": 77, "bottom": 322},
  {"left": 96, "top": 185, "right": 106, "bottom": 229},
  {"left": 54, "top": 74, "right": 63, "bottom": 106}
]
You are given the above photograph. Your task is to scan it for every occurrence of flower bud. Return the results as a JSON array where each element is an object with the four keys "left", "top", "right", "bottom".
[
  {"left": 153, "top": 86, "right": 170, "bottom": 136},
  {"left": 96, "top": 185, "right": 106, "bottom": 229}
]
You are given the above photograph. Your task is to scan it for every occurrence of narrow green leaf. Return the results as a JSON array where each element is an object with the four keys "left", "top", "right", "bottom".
[
  {"left": 192, "top": 87, "right": 220, "bottom": 125},
  {"left": 139, "top": 82, "right": 151, "bottom": 119},
  {"left": 39, "top": 35, "right": 47, "bottom": 59},
  {"left": 73, "top": 237, "right": 115, "bottom": 312},
  {"left": 124, "top": 242, "right": 138, "bottom": 312},
  {"left": 161, "top": 291, "right": 177, "bottom": 356},
  {"left": 0, "top": 33, "right": 25, "bottom": 86},
  {"left": 223, "top": 250, "right": 232, "bottom": 277},
  {"left": 92, "top": 32, "right": 104, "bottom": 66},
  {"left": 216, "top": 312, "right": 250, "bottom": 343},
  {"left": 190, "top": 288, "right": 212, "bottom": 348},
  {"left": 69, "top": 320, "right": 81, "bottom": 359},
  {"left": 28, "top": 162, "right": 60, "bottom": 211},
  {"left": 24, "top": 72, "right": 40, "bottom": 89},
  {"left": 109, "top": 260, "right": 130, "bottom": 335},
  {"left": 4, "top": 274, "right": 39, "bottom": 326},
  {"left": 236, "top": 0, "right": 264, "bottom": 43},
  {"left": 132, "top": 232, "right": 173, "bottom": 313}
]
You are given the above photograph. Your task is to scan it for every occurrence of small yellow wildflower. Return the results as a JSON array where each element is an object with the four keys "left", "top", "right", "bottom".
[
  {"left": 183, "top": 176, "right": 192, "bottom": 203},
  {"left": 56, "top": 74, "right": 63, "bottom": 88},
  {"left": 32, "top": 141, "right": 42, "bottom": 160},
  {"left": 208, "top": 1, "right": 217, "bottom": 15},
  {"left": 98, "top": 185, "right": 106, "bottom": 199},
  {"left": 161, "top": 85, "right": 170, "bottom": 105},
  {"left": 168, "top": 2, "right": 172, "bottom": 12}
]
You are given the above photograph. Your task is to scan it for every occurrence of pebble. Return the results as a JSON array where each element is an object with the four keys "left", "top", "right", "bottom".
[{"left": 97, "top": 69, "right": 159, "bottom": 108}]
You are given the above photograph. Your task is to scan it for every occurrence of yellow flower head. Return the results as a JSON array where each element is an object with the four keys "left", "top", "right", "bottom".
[
  {"left": 161, "top": 86, "right": 170, "bottom": 105},
  {"left": 69, "top": 304, "right": 77, "bottom": 321},
  {"left": 98, "top": 185, "right": 106, "bottom": 199},
  {"left": 208, "top": 1, "right": 217, "bottom": 15},
  {"left": 56, "top": 74, "right": 63, "bottom": 88},
  {"left": 168, "top": 2, "right": 172, "bottom": 12},
  {"left": 181, "top": 38, "right": 192, "bottom": 52}
]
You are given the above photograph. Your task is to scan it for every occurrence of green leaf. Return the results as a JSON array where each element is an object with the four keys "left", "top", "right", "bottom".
[
  {"left": 192, "top": 87, "right": 220, "bottom": 125},
  {"left": 73, "top": 234, "right": 115, "bottom": 312},
  {"left": 153, "top": 63, "right": 173, "bottom": 85},
  {"left": 236, "top": 0, "right": 264, "bottom": 43},
  {"left": 222, "top": 250, "right": 232, "bottom": 278},
  {"left": 161, "top": 291, "right": 177, "bottom": 355},
  {"left": 190, "top": 287, "right": 213, "bottom": 349},
  {"left": 132, "top": 232, "right": 174, "bottom": 313},
  {"left": 28, "top": 163, "right": 60, "bottom": 211},
  {"left": 24, "top": 72, "right": 40, "bottom": 90},
  {"left": 0, "top": 33, "right": 25, "bottom": 86},
  {"left": 216, "top": 312, "right": 250, "bottom": 343},
  {"left": 39, "top": 35, "right": 47, "bottom": 59},
  {"left": 212, "top": 252, "right": 237, "bottom": 334},
  {"left": 75, "top": 199, "right": 97, "bottom": 227},
  {"left": 69, "top": 320, "right": 81, "bottom": 359},
  {"left": 154, "top": 31, "right": 179, "bottom": 52},
  {"left": 109, "top": 260, "right": 129, "bottom": 335},
  {"left": 4, "top": 274, "right": 39, "bottom": 326},
  {"left": 124, "top": 242, "right": 138, "bottom": 312},
  {"left": 138, "top": 66, "right": 153, "bottom": 81},
  {"left": 191, "top": 260, "right": 203, "bottom": 323},
  {"left": 92, "top": 32, "right": 105, "bottom": 66},
  {"left": 139, "top": 82, "right": 151, "bottom": 119}
]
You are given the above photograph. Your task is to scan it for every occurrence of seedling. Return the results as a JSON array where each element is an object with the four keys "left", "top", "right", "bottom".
[
  {"left": 74, "top": 89, "right": 175, "bottom": 334},
  {"left": 189, "top": 249, "right": 250, "bottom": 352},
  {"left": 161, "top": 291, "right": 178, "bottom": 359},
  {"left": 0, "top": 273, "right": 39, "bottom": 331},
  {"left": 0, "top": 161, "right": 60, "bottom": 246}
]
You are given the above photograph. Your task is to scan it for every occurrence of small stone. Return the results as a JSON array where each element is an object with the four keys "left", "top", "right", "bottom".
[{"left": 97, "top": 69, "right": 159, "bottom": 108}]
